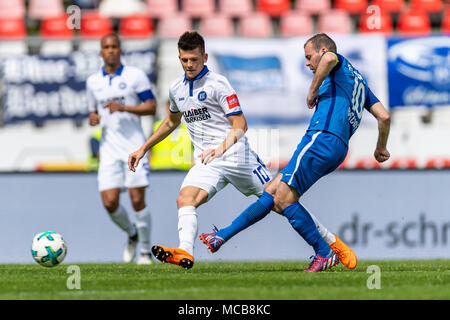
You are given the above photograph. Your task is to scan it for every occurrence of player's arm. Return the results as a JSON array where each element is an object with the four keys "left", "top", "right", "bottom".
[
  {"left": 369, "top": 101, "right": 391, "bottom": 163},
  {"left": 200, "top": 113, "right": 248, "bottom": 164},
  {"left": 128, "top": 111, "right": 182, "bottom": 171},
  {"left": 104, "top": 98, "right": 156, "bottom": 116},
  {"left": 86, "top": 80, "right": 101, "bottom": 126},
  {"left": 307, "top": 52, "right": 339, "bottom": 109}
]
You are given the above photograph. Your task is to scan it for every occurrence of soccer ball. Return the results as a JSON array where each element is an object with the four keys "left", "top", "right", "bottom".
[{"left": 31, "top": 231, "right": 67, "bottom": 267}]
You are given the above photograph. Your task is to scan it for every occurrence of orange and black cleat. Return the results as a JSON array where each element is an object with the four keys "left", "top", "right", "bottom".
[
  {"left": 151, "top": 245, "right": 194, "bottom": 270},
  {"left": 330, "top": 235, "right": 357, "bottom": 269}
]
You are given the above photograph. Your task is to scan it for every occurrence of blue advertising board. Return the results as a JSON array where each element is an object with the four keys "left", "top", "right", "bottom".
[{"left": 387, "top": 36, "right": 450, "bottom": 108}]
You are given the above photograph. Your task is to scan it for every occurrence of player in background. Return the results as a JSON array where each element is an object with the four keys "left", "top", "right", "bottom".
[
  {"left": 200, "top": 33, "right": 391, "bottom": 272},
  {"left": 128, "top": 31, "right": 345, "bottom": 270},
  {"left": 86, "top": 33, "right": 157, "bottom": 264}
]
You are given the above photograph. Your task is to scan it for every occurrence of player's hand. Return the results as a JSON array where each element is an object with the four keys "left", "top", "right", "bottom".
[
  {"left": 89, "top": 112, "right": 101, "bottom": 126},
  {"left": 128, "top": 149, "right": 145, "bottom": 172},
  {"left": 200, "top": 148, "right": 223, "bottom": 165},
  {"left": 307, "top": 90, "right": 319, "bottom": 109},
  {"left": 374, "top": 148, "right": 390, "bottom": 163},
  {"left": 104, "top": 101, "right": 124, "bottom": 114}
]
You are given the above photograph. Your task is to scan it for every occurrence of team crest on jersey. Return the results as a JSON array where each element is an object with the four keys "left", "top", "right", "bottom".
[
  {"left": 198, "top": 91, "right": 207, "bottom": 101},
  {"left": 119, "top": 82, "right": 127, "bottom": 90},
  {"left": 183, "top": 107, "right": 211, "bottom": 123}
]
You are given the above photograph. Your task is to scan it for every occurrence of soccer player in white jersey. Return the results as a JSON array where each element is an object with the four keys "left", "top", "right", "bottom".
[
  {"left": 128, "top": 31, "right": 347, "bottom": 270},
  {"left": 86, "top": 34, "right": 157, "bottom": 265}
]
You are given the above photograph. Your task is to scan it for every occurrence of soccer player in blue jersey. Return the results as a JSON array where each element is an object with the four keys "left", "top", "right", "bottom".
[{"left": 200, "top": 33, "right": 391, "bottom": 272}]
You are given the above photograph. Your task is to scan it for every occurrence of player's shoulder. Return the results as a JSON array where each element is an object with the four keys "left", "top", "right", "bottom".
[
  {"left": 122, "top": 65, "right": 147, "bottom": 78},
  {"left": 205, "top": 70, "right": 232, "bottom": 88},
  {"left": 86, "top": 70, "right": 103, "bottom": 86},
  {"left": 169, "top": 74, "right": 187, "bottom": 92}
]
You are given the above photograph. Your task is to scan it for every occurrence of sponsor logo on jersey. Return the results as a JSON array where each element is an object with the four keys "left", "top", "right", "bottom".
[
  {"left": 183, "top": 107, "right": 211, "bottom": 123},
  {"left": 226, "top": 94, "right": 240, "bottom": 110},
  {"left": 100, "top": 96, "right": 125, "bottom": 106}
]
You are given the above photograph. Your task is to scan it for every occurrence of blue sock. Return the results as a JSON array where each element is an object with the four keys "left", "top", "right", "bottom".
[
  {"left": 216, "top": 191, "right": 274, "bottom": 241},
  {"left": 282, "top": 202, "right": 331, "bottom": 257}
]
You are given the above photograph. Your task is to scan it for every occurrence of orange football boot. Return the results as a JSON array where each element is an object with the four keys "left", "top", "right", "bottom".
[
  {"left": 329, "top": 235, "right": 357, "bottom": 269},
  {"left": 151, "top": 245, "right": 194, "bottom": 269}
]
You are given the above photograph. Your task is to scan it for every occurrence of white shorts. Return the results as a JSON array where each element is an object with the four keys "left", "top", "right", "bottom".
[
  {"left": 98, "top": 157, "right": 150, "bottom": 192},
  {"left": 180, "top": 150, "right": 272, "bottom": 201}
]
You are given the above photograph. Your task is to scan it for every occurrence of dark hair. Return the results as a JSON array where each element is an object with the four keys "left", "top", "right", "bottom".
[
  {"left": 101, "top": 33, "right": 121, "bottom": 48},
  {"left": 178, "top": 31, "right": 205, "bottom": 53},
  {"left": 304, "top": 33, "right": 337, "bottom": 52}
]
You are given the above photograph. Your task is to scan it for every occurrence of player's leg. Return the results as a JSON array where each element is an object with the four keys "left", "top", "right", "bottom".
[
  {"left": 128, "top": 186, "right": 152, "bottom": 265},
  {"left": 101, "top": 188, "right": 138, "bottom": 262},
  {"left": 152, "top": 163, "right": 226, "bottom": 269}
]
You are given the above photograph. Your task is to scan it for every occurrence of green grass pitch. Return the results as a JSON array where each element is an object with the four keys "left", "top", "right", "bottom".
[{"left": 1, "top": 260, "right": 450, "bottom": 300}]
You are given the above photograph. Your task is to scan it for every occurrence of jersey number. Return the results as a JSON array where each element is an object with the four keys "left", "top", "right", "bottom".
[
  {"left": 351, "top": 76, "right": 366, "bottom": 120},
  {"left": 253, "top": 165, "right": 270, "bottom": 185}
]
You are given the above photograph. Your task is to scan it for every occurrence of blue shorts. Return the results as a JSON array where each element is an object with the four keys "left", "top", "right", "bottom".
[{"left": 280, "top": 130, "right": 348, "bottom": 197}]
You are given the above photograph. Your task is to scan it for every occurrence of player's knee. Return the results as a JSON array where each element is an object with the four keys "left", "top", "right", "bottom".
[
  {"left": 177, "top": 194, "right": 193, "bottom": 208},
  {"left": 131, "top": 198, "right": 145, "bottom": 212},
  {"left": 103, "top": 198, "right": 119, "bottom": 214}
]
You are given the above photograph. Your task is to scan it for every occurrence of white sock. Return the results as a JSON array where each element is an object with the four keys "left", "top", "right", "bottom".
[
  {"left": 110, "top": 205, "right": 136, "bottom": 238},
  {"left": 135, "top": 207, "right": 151, "bottom": 254},
  {"left": 177, "top": 206, "right": 197, "bottom": 256},
  {"left": 302, "top": 204, "right": 336, "bottom": 245}
]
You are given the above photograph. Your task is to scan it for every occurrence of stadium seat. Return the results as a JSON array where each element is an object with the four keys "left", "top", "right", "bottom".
[
  {"left": 410, "top": 0, "right": 444, "bottom": 13},
  {"left": 80, "top": 12, "right": 113, "bottom": 38},
  {"left": 28, "top": 0, "right": 64, "bottom": 20},
  {"left": 157, "top": 14, "right": 192, "bottom": 39},
  {"left": 390, "top": 158, "right": 418, "bottom": 169},
  {"left": 358, "top": 11, "right": 393, "bottom": 34},
  {"left": 334, "top": 0, "right": 368, "bottom": 14},
  {"left": 218, "top": 0, "right": 253, "bottom": 18},
  {"left": 40, "top": 15, "right": 73, "bottom": 39},
  {"left": 119, "top": 14, "right": 154, "bottom": 38},
  {"left": 442, "top": 8, "right": 450, "bottom": 33},
  {"left": 239, "top": 13, "right": 273, "bottom": 37},
  {"left": 371, "top": 0, "right": 405, "bottom": 14},
  {"left": 256, "top": 0, "right": 291, "bottom": 16},
  {"left": 99, "top": 0, "right": 147, "bottom": 18},
  {"left": 0, "top": 0, "right": 26, "bottom": 19},
  {"left": 0, "top": 18, "right": 26, "bottom": 39},
  {"left": 294, "top": 0, "right": 330, "bottom": 15},
  {"left": 146, "top": 0, "right": 179, "bottom": 18},
  {"left": 181, "top": 0, "right": 216, "bottom": 18},
  {"left": 199, "top": 14, "right": 234, "bottom": 37},
  {"left": 396, "top": 9, "right": 431, "bottom": 35},
  {"left": 317, "top": 10, "right": 353, "bottom": 34},
  {"left": 425, "top": 157, "right": 450, "bottom": 169},
  {"left": 279, "top": 11, "right": 314, "bottom": 36}
]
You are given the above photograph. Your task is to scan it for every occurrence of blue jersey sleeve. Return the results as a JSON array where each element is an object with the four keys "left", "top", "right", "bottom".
[{"left": 364, "top": 88, "right": 380, "bottom": 110}]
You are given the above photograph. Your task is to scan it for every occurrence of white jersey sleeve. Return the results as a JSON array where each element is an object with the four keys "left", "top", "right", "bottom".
[
  {"left": 169, "top": 83, "right": 180, "bottom": 113},
  {"left": 86, "top": 77, "right": 97, "bottom": 113},
  {"left": 214, "top": 76, "right": 243, "bottom": 117}
]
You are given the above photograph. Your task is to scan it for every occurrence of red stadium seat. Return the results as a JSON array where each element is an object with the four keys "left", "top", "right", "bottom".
[
  {"left": 0, "top": 18, "right": 26, "bottom": 39},
  {"left": 295, "top": 0, "right": 330, "bottom": 15},
  {"left": 80, "top": 12, "right": 113, "bottom": 38},
  {"left": 358, "top": 11, "right": 393, "bottom": 34},
  {"left": 40, "top": 15, "right": 73, "bottom": 39},
  {"left": 410, "top": 0, "right": 444, "bottom": 13},
  {"left": 334, "top": 0, "right": 368, "bottom": 14},
  {"left": 182, "top": 0, "right": 216, "bottom": 18},
  {"left": 318, "top": 9, "right": 353, "bottom": 34},
  {"left": 28, "top": 0, "right": 64, "bottom": 20},
  {"left": 371, "top": 0, "right": 405, "bottom": 14},
  {"left": 257, "top": 0, "right": 291, "bottom": 17},
  {"left": 157, "top": 14, "right": 192, "bottom": 39},
  {"left": 442, "top": 9, "right": 450, "bottom": 33},
  {"left": 146, "top": 0, "right": 179, "bottom": 18},
  {"left": 239, "top": 13, "right": 273, "bottom": 37},
  {"left": 119, "top": 14, "right": 154, "bottom": 38},
  {"left": 218, "top": 0, "right": 253, "bottom": 18},
  {"left": 389, "top": 158, "right": 418, "bottom": 169},
  {"left": 354, "top": 158, "right": 382, "bottom": 169},
  {"left": 0, "top": 0, "right": 25, "bottom": 19},
  {"left": 199, "top": 14, "right": 234, "bottom": 37},
  {"left": 397, "top": 9, "right": 431, "bottom": 35},
  {"left": 279, "top": 11, "right": 314, "bottom": 36},
  {"left": 425, "top": 157, "right": 450, "bottom": 169}
]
